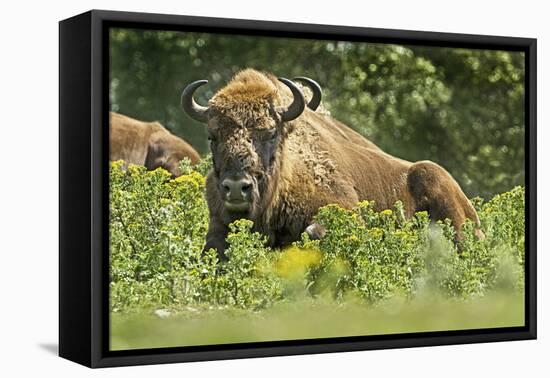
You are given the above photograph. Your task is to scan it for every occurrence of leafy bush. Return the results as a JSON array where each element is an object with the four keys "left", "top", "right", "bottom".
[{"left": 109, "top": 159, "right": 525, "bottom": 313}]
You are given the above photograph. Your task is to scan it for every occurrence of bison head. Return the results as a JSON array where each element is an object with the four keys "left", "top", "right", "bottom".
[{"left": 181, "top": 70, "right": 306, "bottom": 219}]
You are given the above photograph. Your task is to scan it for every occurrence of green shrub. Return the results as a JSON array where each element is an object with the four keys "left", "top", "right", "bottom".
[
  {"left": 304, "top": 201, "right": 428, "bottom": 302},
  {"left": 110, "top": 161, "right": 282, "bottom": 311},
  {"left": 110, "top": 159, "right": 525, "bottom": 313}
]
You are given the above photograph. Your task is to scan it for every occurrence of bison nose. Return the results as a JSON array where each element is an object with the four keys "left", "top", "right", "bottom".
[{"left": 221, "top": 178, "right": 253, "bottom": 202}]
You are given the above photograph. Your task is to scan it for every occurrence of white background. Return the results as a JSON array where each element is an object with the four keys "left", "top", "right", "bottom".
[{"left": 0, "top": 0, "right": 546, "bottom": 376}]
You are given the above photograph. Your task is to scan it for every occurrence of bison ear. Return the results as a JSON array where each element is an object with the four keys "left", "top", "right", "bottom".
[
  {"left": 181, "top": 80, "right": 210, "bottom": 123},
  {"left": 276, "top": 78, "right": 306, "bottom": 122}
]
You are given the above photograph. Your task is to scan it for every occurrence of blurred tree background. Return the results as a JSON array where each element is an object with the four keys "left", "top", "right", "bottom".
[{"left": 110, "top": 28, "right": 525, "bottom": 199}]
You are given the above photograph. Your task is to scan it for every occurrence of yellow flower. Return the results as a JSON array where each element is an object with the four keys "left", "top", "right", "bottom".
[
  {"left": 356, "top": 200, "right": 372, "bottom": 209},
  {"left": 346, "top": 235, "right": 360, "bottom": 243},
  {"left": 171, "top": 172, "right": 206, "bottom": 189},
  {"left": 368, "top": 227, "right": 384, "bottom": 239},
  {"left": 393, "top": 230, "right": 409, "bottom": 239},
  {"left": 275, "top": 246, "right": 322, "bottom": 279},
  {"left": 127, "top": 163, "right": 147, "bottom": 176},
  {"left": 110, "top": 160, "right": 125, "bottom": 170}
]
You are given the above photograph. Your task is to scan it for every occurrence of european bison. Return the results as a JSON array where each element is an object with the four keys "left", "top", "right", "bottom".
[
  {"left": 110, "top": 112, "right": 200, "bottom": 177},
  {"left": 181, "top": 69, "right": 481, "bottom": 258}
]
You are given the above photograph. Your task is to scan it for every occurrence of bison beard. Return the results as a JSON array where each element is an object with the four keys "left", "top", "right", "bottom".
[{"left": 181, "top": 69, "right": 482, "bottom": 260}]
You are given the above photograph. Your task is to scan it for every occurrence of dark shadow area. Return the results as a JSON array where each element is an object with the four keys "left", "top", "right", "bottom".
[{"left": 38, "top": 343, "right": 58, "bottom": 355}]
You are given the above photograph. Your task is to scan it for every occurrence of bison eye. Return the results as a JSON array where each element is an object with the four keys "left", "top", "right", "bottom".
[
  {"left": 258, "top": 128, "right": 277, "bottom": 142},
  {"left": 207, "top": 131, "right": 217, "bottom": 142}
]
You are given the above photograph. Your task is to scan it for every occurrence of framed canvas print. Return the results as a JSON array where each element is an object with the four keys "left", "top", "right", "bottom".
[{"left": 59, "top": 10, "right": 537, "bottom": 368}]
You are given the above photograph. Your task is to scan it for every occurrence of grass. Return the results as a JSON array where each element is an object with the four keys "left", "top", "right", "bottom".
[{"left": 111, "top": 291, "right": 523, "bottom": 350}]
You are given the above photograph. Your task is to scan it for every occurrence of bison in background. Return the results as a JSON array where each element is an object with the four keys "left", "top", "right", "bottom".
[
  {"left": 109, "top": 112, "right": 200, "bottom": 177},
  {"left": 181, "top": 69, "right": 481, "bottom": 258}
]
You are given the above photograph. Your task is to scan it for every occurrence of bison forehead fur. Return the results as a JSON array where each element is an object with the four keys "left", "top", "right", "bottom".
[{"left": 200, "top": 69, "right": 480, "bottom": 258}]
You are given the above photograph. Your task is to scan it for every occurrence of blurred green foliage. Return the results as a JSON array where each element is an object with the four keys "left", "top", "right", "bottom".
[
  {"left": 110, "top": 29, "right": 524, "bottom": 198},
  {"left": 111, "top": 292, "right": 524, "bottom": 350}
]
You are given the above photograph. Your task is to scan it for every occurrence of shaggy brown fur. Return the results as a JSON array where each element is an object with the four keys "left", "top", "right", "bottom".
[
  {"left": 196, "top": 69, "right": 480, "bottom": 256},
  {"left": 310, "top": 111, "right": 382, "bottom": 152},
  {"left": 109, "top": 112, "right": 200, "bottom": 176}
]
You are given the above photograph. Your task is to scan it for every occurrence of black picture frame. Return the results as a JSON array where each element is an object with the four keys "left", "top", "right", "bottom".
[{"left": 59, "top": 9, "right": 537, "bottom": 368}]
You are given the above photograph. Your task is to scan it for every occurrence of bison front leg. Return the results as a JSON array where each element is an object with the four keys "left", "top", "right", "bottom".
[
  {"left": 305, "top": 222, "right": 326, "bottom": 240},
  {"left": 203, "top": 217, "right": 229, "bottom": 261},
  {"left": 407, "top": 160, "right": 483, "bottom": 244}
]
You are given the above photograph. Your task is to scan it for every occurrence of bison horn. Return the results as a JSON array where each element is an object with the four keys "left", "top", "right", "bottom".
[
  {"left": 292, "top": 76, "right": 322, "bottom": 111},
  {"left": 181, "top": 80, "right": 209, "bottom": 123},
  {"left": 277, "top": 78, "right": 306, "bottom": 122}
]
